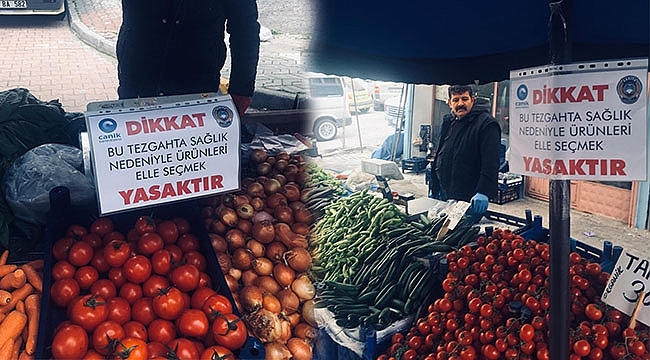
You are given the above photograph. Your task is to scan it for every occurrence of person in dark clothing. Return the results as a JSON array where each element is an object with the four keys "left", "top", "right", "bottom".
[
  {"left": 430, "top": 85, "right": 501, "bottom": 220},
  {"left": 116, "top": 0, "right": 260, "bottom": 116}
]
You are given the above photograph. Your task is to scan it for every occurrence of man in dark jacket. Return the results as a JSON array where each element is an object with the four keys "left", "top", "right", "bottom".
[
  {"left": 430, "top": 85, "right": 501, "bottom": 219},
  {"left": 116, "top": 0, "right": 260, "bottom": 116}
]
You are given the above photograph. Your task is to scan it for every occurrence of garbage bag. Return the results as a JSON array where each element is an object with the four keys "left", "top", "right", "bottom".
[{"left": 3, "top": 143, "right": 95, "bottom": 225}]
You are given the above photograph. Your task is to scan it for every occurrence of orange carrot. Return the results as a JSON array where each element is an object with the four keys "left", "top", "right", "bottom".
[
  {"left": 0, "top": 266, "right": 17, "bottom": 279},
  {"left": 18, "top": 350, "right": 34, "bottom": 360},
  {"left": 22, "top": 260, "right": 43, "bottom": 272},
  {"left": 0, "top": 284, "right": 33, "bottom": 314},
  {"left": 23, "top": 294, "right": 39, "bottom": 355},
  {"left": 0, "top": 251, "right": 8, "bottom": 267},
  {"left": 0, "top": 337, "right": 14, "bottom": 360},
  {"left": 0, "top": 311, "right": 26, "bottom": 343},
  {"left": 11, "top": 335, "right": 22, "bottom": 360},
  {"left": 19, "top": 265, "right": 41, "bottom": 293},
  {"left": 0, "top": 291, "right": 11, "bottom": 306},
  {"left": 0, "top": 269, "right": 26, "bottom": 290},
  {"left": 14, "top": 300, "right": 24, "bottom": 314}
]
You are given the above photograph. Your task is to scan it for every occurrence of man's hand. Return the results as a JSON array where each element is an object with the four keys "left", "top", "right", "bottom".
[
  {"left": 231, "top": 95, "right": 252, "bottom": 117},
  {"left": 470, "top": 192, "right": 489, "bottom": 214}
]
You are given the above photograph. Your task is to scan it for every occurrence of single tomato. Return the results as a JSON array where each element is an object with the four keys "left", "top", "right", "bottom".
[{"left": 51, "top": 323, "right": 89, "bottom": 359}]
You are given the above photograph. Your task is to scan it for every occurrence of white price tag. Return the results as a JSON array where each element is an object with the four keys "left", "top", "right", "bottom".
[{"left": 601, "top": 250, "right": 650, "bottom": 326}]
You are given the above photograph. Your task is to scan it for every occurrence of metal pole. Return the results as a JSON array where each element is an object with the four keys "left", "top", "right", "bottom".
[{"left": 548, "top": 1, "right": 571, "bottom": 359}]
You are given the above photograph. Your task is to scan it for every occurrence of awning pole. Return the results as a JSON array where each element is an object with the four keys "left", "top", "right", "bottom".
[{"left": 547, "top": 1, "right": 571, "bottom": 359}]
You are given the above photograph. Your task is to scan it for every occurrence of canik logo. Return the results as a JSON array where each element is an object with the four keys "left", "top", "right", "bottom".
[
  {"left": 212, "top": 106, "right": 233, "bottom": 128},
  {"left": 514, "top": 84, "right": 529, "bottom": 108},
  {"left": 98, "top": 118, "right": 118, "bottom": 133},
  {"left": 97, "top": 118, "right": 122, "bottom": 142},
  {"left": 516, "top": 84, "right": 528, "bottom": 101},
  {"left": 616, "top": 75, "right": 643, "bottom": 105}
]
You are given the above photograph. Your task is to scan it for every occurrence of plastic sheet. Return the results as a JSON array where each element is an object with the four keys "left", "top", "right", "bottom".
[{"left": 3, "top": 143, "right": 95, "bottom": 225}]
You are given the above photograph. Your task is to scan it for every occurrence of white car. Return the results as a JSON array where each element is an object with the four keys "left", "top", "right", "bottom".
[
  {"left": 383, "top": 95, "right": 405, "bottom": 126},
  {"left": 372, "top": 81, "right": 405, "bottom": 111}
]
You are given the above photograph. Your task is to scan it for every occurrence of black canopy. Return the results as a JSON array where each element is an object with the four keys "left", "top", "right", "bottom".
[{"left": 308, "top": 0, "right": 649, "bottom": 84}]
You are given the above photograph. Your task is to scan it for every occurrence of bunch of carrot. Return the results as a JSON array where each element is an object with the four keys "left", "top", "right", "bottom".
[{"left": 0, "top": 250, "right": 44, "bottom": 360}]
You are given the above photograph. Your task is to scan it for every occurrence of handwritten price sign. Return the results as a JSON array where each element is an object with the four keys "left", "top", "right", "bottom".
[{"left": 601, "top": 250, "right": 650, "bottom": 326}]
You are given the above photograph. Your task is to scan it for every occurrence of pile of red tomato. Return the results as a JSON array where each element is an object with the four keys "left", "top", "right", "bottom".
[
  {"left": 379, "top": 228, "right": 650, "bottom": 360},
  {"left": 49, "top": 215, "right": 248, "bottom": 360}
]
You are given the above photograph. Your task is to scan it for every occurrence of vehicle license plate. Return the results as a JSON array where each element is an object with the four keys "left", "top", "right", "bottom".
[{"left": 0, "top": 1, "right": 27, "bottom": 8}]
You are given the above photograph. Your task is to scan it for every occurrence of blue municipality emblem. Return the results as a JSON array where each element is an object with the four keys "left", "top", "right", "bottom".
[
  {"left": 516, "top": 84, "right": 528, "bottom": 101},
  {"left": 212, "top": 106, "right": 233, "bottom": 128},
  {"left": 98, "top": 118, "right": 118, "bottom": 133},
  {"left": 616, "top": 75, "right": 643, "bottom": 105}
]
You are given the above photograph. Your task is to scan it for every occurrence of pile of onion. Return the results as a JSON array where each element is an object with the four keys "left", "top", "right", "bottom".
[{"left": 200, "top": 149, "right": 317, "bottom": 359}]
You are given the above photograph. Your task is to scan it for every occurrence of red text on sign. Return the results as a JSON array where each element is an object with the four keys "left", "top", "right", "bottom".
[
  {"left": 126, "top": 113, "right": 207, "bottom": 135},
  {"left": 117, "top": 174, "right": 224, "bottom": 205},
  {"left": 522, "top": 156, "right": 626, "bottom": 176}
]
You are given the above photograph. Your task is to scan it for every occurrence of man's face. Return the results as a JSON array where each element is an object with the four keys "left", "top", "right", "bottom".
[{"left": 448, "top": 91, "right": 474, "bottom": 119}]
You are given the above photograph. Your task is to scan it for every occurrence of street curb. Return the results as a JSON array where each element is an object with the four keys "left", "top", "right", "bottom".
[
  {"left": 64, "top": 1, "right": 301, "bottom": 111},
  {"left": 66, "top": 1, "right": 117, "bottom": 58}
]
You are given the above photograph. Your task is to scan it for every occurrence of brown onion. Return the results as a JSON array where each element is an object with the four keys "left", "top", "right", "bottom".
[
  {"left": 252, "top": 210, "right": 274, "bottom": 225},
  {"left": 232, "top": 248, "right": 254, "bottom": 270},
  {"left": 277, "top": 288, "right": 300, "bottom": 315},
  {"left": 252, "top": 220, "right": 275, "bottom": 244},
  {"left": 257, "top": 162, "right": 272, "bottom": 175},
  {"left": 236, "top": 203, "right": 255, "bottom": 220},
  {"left": 226, "top": 228, "right": 247, "bottom": 250},
  {"left": 247, "top": 182, "right": 265, "bottom": 198},
  {"left": 241, "top": 269, "right": 259, "bottom": 287},
  {"left": 210, "top": 220, "right": 228, "bottom": 235},
  {"left": 294, "top": 322, "right": 318, "bottom": 340},
  {"left": 284, "top": 247, "right": 312, "bottom": 273},
  {"left": 265, "top": 242, "right": 287, "bottom": 263},
  {"left": 228, "top": 267, "right": 242, "bottom": 281},
  {"left": 254, "top": 275, "right": 282, "bottom": 295},
  {"left": 291, "top": 274, "right": 315, "bottom": 301},
  {"left": 273, "top": 263, "right": 296, "bottom": 288},
  {"left": 237, "top": 218, "right": 253, "bottom": 234},
  {"left": 245, "top": 310, "right": 288, "bottom": 344},
  {"left": 216, "top": 252, "right": 232, "bottom": 273},
  {"left": 250, "top": 148, "right": 268, "bottom": 163},
  {"left": 301, "top": 299, "right": 317, "bottom": 327},
  {"left": 263, "top": 292, "right": 282, "bottom": 314},
  {"left": 219, "top": 207, "right": 238, "bottom": 227},
  {"left": 225, "top": 274, "right": 239, "bottom": 293},
  {"left": 283, "top": 183, "right": 301, "bottom": 202},
  {"left": 246, "top": 239, "right": 266, "bottom": 258},
  {"left": 288, "top": 201, "right": 305, "bottom": 211},
  {"left": 274, "top": 159, "right": 288, "bottom": 172},
  {"left": 277, "top": 151, "right": 290, "bottom": 161},
  {"left": 209, "top": 233, "right": 228, "bottom": 253},
  {"left": 250, "top": 197, "right": 265, "bottom": 211},
  {"left": 273, "top": 173, "right": 287, "bottom": 186},
  {"left": 266, "top": 193, "right": 288, "bottom": 209},
  {"left": 263, "top": 341, "right": 291, "bottom": 359},
  {"left": 233, "top": 194, "right": 251, "bottom": 207},
  {"left": 293, "top": 208, "right": 312, "bottom": 224},
  {"left": 287, "top": 338, "right": 313, "bottom": 360},
  {"left": 273, "top": 205, "right": 294, "bottom": 224},
  {"left": 252, "top": 257, "right": 274, "bottom": 276},
  {"left": 264, "top": 178, "right": 282, "bottom": 195},
  {"left": 240, "top": 285, "right": 264, "bottom": 313},
  {"left": 291, "top": 222, "right": 311, "bottom": 236}
]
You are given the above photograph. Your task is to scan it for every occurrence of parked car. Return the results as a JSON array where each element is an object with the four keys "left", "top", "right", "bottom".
[
  {"left": 343, "top": 78, "right": 372, "bottom": 114},
  {"left": 372, "top": 81, "right": 405, "bottom": 111},
  {"left": 383, "top": 95, "right": 405, "bottom": 126},
  {"left": 0, "top": 0, "right": 66, "bottom": 18},
  {"left": 300, "top": 73, "right": 352, "bottom": 141}
]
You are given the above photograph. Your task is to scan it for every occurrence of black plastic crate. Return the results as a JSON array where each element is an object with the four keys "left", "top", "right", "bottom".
[
  {"left": 490, "top": 181, "right": 522, "bottom": 205},
  {"left": 36, "top": 187, "right": 264, "bottom": 359},
  {"left": 401, "top": 157, "right": 428, "bottom": 174}
]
